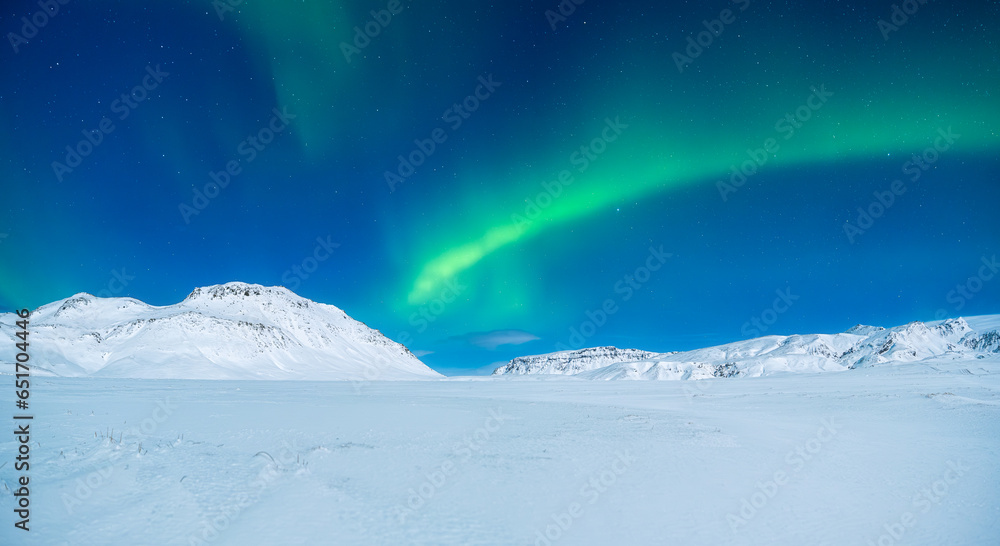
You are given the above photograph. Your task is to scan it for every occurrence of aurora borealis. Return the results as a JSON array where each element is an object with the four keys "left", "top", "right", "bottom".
[{"left": 2, "top": 0, "right": 998, "bottom": 373}]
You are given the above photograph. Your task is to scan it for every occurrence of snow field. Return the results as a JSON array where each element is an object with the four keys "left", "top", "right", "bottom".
[{"left": 1, "top": 361, "right": 997, "bottom": 545}]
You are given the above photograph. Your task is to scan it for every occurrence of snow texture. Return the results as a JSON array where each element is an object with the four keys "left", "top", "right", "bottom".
[
  {"left": 494, "top": 316, "right": 1000, "bottom": 380},
  {"left": 0, "top": 282, "right": 440, "bottom": 380}
]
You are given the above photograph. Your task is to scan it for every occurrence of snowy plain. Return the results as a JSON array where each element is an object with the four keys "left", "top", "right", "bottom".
[{"left": 2, "top": 357, "right": 999, "bottom": 545}]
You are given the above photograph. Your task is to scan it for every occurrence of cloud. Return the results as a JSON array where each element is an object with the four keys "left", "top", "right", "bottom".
[
  {"left": 452, "top": 329, "right": 540, "bottom": 350},
  {"left": 412, "top": 350, "right": 434, "bottom": 357},
  {"left": 434, "top": 361, "right": 509, "bottom": 377}
]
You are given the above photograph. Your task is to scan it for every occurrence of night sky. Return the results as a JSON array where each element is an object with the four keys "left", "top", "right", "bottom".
[{"left": 2, "top": 0, "right": 998, "bottom": 374}]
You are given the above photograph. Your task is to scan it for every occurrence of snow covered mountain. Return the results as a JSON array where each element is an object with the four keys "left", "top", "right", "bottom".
[
  {"left": 494, "top": 316, "right": 1000, "bottom": 380},
  {"left": 0, "top": 282, "right": 441, "bottom": 380},
  {"left": 491, "top": 346, "right": 662, "bottom": 375}
]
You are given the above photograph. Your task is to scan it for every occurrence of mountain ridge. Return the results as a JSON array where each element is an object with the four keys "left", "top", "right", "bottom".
[
  {"left": 1, "top": 282, "right": 440, "bottom": 380},
  {"left": 493, "top": 316, "right": 1000, "bottom": 380}
]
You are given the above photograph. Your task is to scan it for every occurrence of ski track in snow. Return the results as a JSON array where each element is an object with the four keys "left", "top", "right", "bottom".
[{"left": 2, "top": 362, "right": 999, "bottom": 545}]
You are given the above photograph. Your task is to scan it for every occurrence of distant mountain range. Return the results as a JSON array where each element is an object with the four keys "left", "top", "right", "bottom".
[
  {"left": 4, "top": 283, "right": 997, "bottom": 382},
  {"left": 0, "top": 282, "right": 440, "bottom": 380},
  {"left": 492, "top": 346, "right": 662, "bottom": 375},
  {"left": 493, "top": 316, "right": 1000, "bottom": 380}
]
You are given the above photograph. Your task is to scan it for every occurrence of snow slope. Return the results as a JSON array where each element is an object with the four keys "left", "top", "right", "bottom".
[
  {"left": 1, "top": 362, "right": 998, "bottom": 545},
  {"left": 496, "top": 316, "right": 1000, "bottom": 380},
  {"left": 0, "top": 282, "right": 440, "bottom": 380}
]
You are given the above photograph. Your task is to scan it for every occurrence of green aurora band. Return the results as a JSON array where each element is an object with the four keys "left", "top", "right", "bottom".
[{"left": 405, "top": 95, "right": 999, "bottom": 305}]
